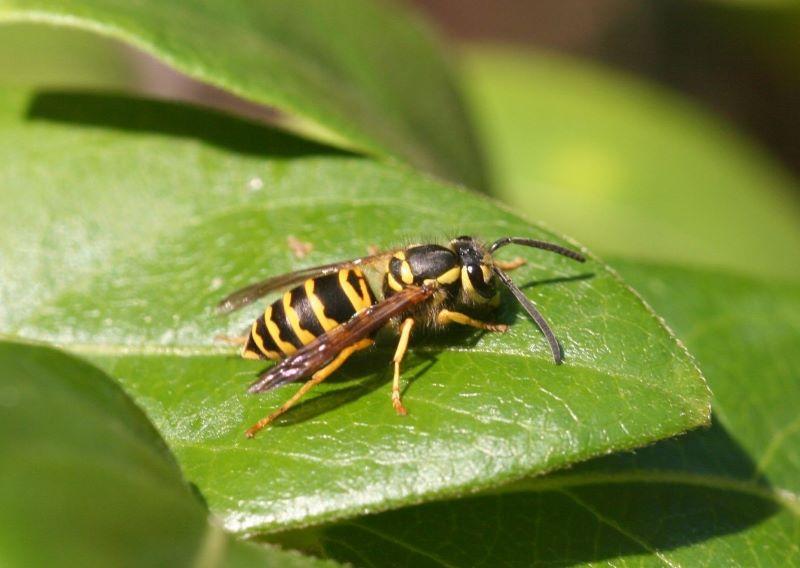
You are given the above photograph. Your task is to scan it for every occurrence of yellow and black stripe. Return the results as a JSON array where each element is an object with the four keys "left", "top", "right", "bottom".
[
  {"left": 242, "top": 268, "right": 377, "bottom": 360},
  {"left": 384, "top": 244, "right": 461, "bottom": 296}
]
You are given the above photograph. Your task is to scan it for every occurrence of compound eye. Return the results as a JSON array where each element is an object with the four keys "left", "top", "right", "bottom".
[{"left": 464, "top": 263, "right": 495, "bottom": 299}]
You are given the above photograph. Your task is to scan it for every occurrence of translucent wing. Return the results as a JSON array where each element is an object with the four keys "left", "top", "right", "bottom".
[
  {"left": 248, "top": 284, "right": 436, "bottom": 393},
  {"left": 216, "top": 250, "right": 395, "bottom": 314}
]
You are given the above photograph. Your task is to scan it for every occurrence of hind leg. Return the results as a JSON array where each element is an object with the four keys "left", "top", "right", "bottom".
[{"left": 245, "top": 338, "right": 373, "bottom": 437}]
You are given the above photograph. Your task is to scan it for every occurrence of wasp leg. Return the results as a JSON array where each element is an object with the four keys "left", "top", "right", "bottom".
[
  {"left": 391, "top": 318, "right": 415, "bottom": 416},
  {"left": 245, "top": 338, "right": 374, "bottom": 437},
  {"left": 494, "top": 257, "right": 526, "bottom": 271},
  {"left": 437, "top": 309, "right": 508, "bottom": 332},
  {"left": 214, "top": 334, "right": 248, "bottom": 345}
]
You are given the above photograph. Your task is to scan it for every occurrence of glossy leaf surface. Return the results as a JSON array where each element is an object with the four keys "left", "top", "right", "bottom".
[
  {"left": 0, "top": 90, "right": 709, "bottom": 533},
  {"left": 281, "top": 262, "right": 800, "bottom": 566}
]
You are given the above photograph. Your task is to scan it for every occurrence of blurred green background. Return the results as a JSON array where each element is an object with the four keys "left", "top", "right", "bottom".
[
  {"left": 2, "top": 2, "right": 800, "bottom": 566},
  {"left": 3, "top": 0, "right": 798, "bottom": 278}
]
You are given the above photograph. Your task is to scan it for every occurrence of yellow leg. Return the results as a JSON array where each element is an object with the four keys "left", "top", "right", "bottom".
[
  {"left": 437, "top": 309, "right": 508, "bottom": 332},
  {"left": 392, "top": 318, "right": 415, "bottom": 416},
  {"left": 494, "top": 257, "right": 526, "bottom": 271},
  {"left": 215, "top": 334, "right": 248, "bottom": 345},
  {"left": 245, "top": 338, "right": 373, "bottom": 437}
]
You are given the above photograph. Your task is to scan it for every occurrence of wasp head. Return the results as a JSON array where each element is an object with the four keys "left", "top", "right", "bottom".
[{"left": 449, "top": 236, "right": 498, "bottom": 304}]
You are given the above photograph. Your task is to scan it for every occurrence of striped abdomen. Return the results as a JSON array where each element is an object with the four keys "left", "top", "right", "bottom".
[{"left": 242, "top": 268, "right": 377, "bottom": 360}]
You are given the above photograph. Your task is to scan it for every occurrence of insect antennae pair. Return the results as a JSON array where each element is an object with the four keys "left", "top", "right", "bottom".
[
  {"left": 489, "top": 237, "right": 587, "bottom": 365},
  {"left": 489, "top": 236, "right": 587, "bottom": 262}
]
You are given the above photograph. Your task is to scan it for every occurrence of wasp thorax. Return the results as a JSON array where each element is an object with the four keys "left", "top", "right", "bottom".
[{"left": 385, "top": 244, "right": 461, "bottom": 294}]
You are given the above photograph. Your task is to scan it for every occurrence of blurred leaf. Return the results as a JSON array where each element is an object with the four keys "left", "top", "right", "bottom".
[
  {"left": 0, "top": 341, "right": 336, "bottom": 567},
  {"left": 702, "top": 0, "right": 800, "bottom": 9},
  {"left": 270, "top": 262, "right": 800, "bottom": 566},
  {"left": 0, "top": 0, "right": 486, "bottom": 188},
  {"left": 462, "top": 47, "right": 800, "bottom": 278},
  {"left": 0, "top": 89, "right": 709, "bottom": 533},
  {"left": 0, "top": 23, "right": 137, "bottom": 89}
]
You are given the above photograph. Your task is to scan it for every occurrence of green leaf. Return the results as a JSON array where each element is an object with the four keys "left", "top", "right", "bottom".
[
  {"left": 0, "top": 89, "right": 709, "bottom": 533},
  {"left": 462, "top": 47, "right": 800, "bottom": 279},
  {"left": 278, "top": 262, "right": 800, "bottom": 566},
  {"left": 0, "top": 0, "right": 486, "bottom": 188},
  {"left": 0, "top": 340, "right": 336, "bottom": 567},
  {"left": 0, "top": 23, "right": 138, "bottom": 89}
]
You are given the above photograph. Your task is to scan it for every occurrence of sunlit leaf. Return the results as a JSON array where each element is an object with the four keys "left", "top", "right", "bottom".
[
  {"left": 0, "top": 89, "right": 709, "bottom": 533},
  {"left": 278, "top": 262, "right": 800, "bottom": 566}
]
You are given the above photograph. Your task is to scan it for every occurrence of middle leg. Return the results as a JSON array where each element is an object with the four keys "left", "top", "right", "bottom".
[
  {"left": 391, "top": 317, "right": 415, "bottom": 416},
  {"left": 437, "top": 309, "right": 508, "bottom": 332}
]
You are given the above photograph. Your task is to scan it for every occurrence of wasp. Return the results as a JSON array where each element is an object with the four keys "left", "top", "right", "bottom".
[{"left": 217, "top": 236, "right": 586, "bottom": 437}]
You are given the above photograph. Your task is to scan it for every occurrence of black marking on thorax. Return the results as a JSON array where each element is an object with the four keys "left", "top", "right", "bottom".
[{"left": 406, "top": 245, "right": 459, "bottom": 282}]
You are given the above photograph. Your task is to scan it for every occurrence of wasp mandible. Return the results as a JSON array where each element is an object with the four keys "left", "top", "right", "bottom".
[{"left": 217, "top": 236, "right": 586, "bottom": 437}]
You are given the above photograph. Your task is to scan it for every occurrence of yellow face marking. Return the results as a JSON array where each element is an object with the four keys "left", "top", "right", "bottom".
[
  {"left": 394, "top": 251, "right": 406, "bottom": 261},
  {"left": 400, "top": 261, "right": 414, "bottom": 284},
  {"left": 461, "top": 267, "right": 475, "bottom": 296},
  {"left": 437, "top": 266, "right": 460, "bottom": 285},
  {"left": 481, "top": 264, "right": 492, "bottom": 282},
  {"left": 265, "top": 306, "right": 297, "bottom": 356},
  {"left": 283, "top": 291, "right": 316, "bottom": 345},
  {"left": 340, "top": 269, "right": 370, "bottom": 312},
  {"left": 461, "top": 267, "right": 491, "bottom": 303},
  {"left": 305, "top": 278, "right": 339, "bottom": 331}
]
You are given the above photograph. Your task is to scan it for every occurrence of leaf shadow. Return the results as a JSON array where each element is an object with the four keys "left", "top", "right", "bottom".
[
  {"left": 268, "top": 351, "right": 439, "bottom": 428},
  {"left": 25, "top": 90, "right": 353, "bottom": 159},
  {"left": 518, "top": 271, "right": 596, "bottom": 291},
  {"left": 268, "top": 416, "right": 784, "bottom": 566}
]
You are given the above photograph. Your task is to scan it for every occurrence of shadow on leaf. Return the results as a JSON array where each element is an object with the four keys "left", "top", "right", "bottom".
[
  {"left": 267, "top": 417, "right": 781, "bottom": 566},
  {"left": 269, "top": 353, "right": 439, "bottom": 427},
  {"left": 26, "top": 91, "right": 351, "bottom": 159}
]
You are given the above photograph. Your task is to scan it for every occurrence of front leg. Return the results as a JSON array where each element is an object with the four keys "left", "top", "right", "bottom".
[
  {"left": 436, "top": 309, "right": 508, "bottom": 332},
  {"left": 391, "top": 318, "right": 415, "bottom": 415},
  {"left": 494, "top": 257, "right": 526, "bottom": 271}
]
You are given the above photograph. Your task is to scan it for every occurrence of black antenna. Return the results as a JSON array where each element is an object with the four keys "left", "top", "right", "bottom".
[
  {"left": 493, "top": 267, "right": 563, "bottom": 364},
  {"left": 489, "top": 237, "right": 586, "bottom": 263}
]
